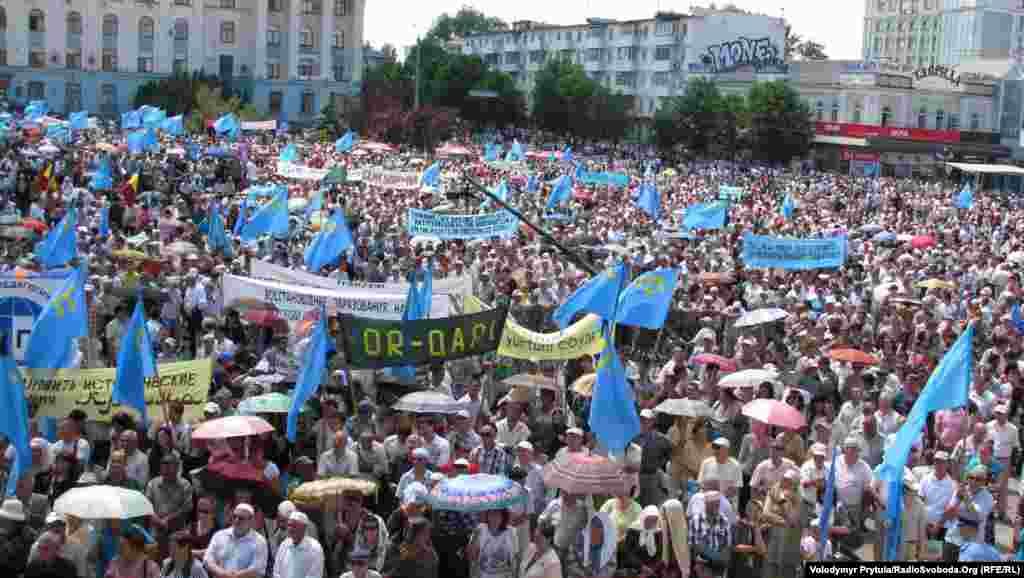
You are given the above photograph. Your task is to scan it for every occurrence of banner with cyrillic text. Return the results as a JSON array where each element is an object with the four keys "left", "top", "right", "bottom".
[
  {"left": 362, "top": 168, "right": 420, "bottom": 190},
  {"left": 250, "top": 259, "right": 473, "bottom": 300},
  {"left": 222, "top": 274, "right": 449, "bottom": 325},
  {"left": 577, "top": 170, "right": 629, "bottom": 188},
  {"left": 498, "top": 313, "right": 603, "bottom": 361},
  {"left": 24, "top": 359, "right": 212, "bottom": 423},
  {"left": 339, "top": 307, "right": 509, "bottom": 368},
  {"left": 406, "top": 208, "right": 520, "bottom": 240},
  {"left": 0, "top": 268, "right": 74, "bottom": 363},
  {"left": 276, "top": 161, "right": 330, "bottom": 181},
  {"left": 741, "top": 232, "right": 848, "bottom": 270}
]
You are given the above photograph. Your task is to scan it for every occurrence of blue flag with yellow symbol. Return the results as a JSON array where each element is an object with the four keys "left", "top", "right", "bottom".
[
  {"left": 304, "top": 209, "right": 354, "bottom": 272},
  {"left": 782, "top": 193, "right": 796, "bottom": 220},
  {"left": 635, "top": 182, "right": 660, "bottom": 222},
  {"left": 388, "top": 263, "right": 433, "bottom": 381},
  {"left": 288, "top": 308, "right": 330, "bottom": 442},
  {"left": 615, "top": 268, "right": 679, "bottom": 330},
  {"left": 121, "top": 110, "right": 142, "bottom": 130},
  {"left": 35, "top": 208, "right": 78, "bottom": 268},
  {"left": 590, "top": 325, "right": 641, "bottom": 453},
  {"left": 545, "top": 175, "right": 573, "bottom": 210},
  {"left": 0, "top": 340, "right": 30, "bottom": 495},
  {"left": 239, "top": 188, "right": 289, "bottom": 242},
  {"left": 335, "top": 131, "right": 356, "bottom": 153},
  {"left": 818, "top": 447, "right": 839, "bottom": 559},
  {"left": 207, "top": 207, "right": 234, "bottom": 258},
  {"left": 23, "top": 268, "right": 87, "bottom": 370},
  {"left": 552, "top": 263, "right": 628, "bottom": 329},
  {"left": 682, "top": 202, "right": 728, "bottom": 231},
  {"left": 113, "top": 293, "right": 158, "bottom": 425}
]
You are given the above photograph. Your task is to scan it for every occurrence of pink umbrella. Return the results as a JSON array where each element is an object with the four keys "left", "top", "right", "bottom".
[
  {"left": 911, "top": 235, "right": 935, "bottom": 249},
  {"left": 191, "top": 416, "right": 275, "bottom": 440},
  {"left": 690, "top": 353, "right": 738, "bottom": 373},
  {"left": 741, "top": 399, "right": 806, "bottom": 429}
]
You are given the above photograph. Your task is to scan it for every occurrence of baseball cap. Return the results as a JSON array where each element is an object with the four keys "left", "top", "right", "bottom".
[
  {"left": 516, "top": 441, "right": 534, "bottom": 451},
  {"left": 639, "top": 409, "right": 656, "bottom": 419},
  {"left": 712, "top": 437, "right": 731, "bottom": 449}
]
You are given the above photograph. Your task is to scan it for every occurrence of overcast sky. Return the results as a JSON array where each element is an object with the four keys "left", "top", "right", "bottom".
[{"left": 364, "top": 0, "right": 865, "bottom": 60}]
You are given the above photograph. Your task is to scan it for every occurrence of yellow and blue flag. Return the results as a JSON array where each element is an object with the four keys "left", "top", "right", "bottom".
[
  {"left": 635, "top": 182, "right": 660, "bottom": 222},
  {"left": 23, "top": 268, "right": 87, "bottom": 370},
  {"left": 335, "top": 131, "right": 356, "bottom": 153},
  {"left": 69, "top": 111, "right": 89, "bottom": 131},
  {"left": 35, "top": 208, "right": 78, "bottom": 268},
  {"left": 280, "top": 143, "right": 299, "bottom": 163},
  {"left": 615, "top": 268, "right": 678, "bottom": 330},
  {"left": 288, "top": 308, "right": 330, "bottom": 441},
  {"left": 0, "top": 340, "right": 31, "bottom": 495},
  {"left": 113, "top": 293, "right": 157, "bottom": 424},
  {"left": 552, "top": 263, "right": 627, "bottom": 329},
  {"left": 545, "top": 175, "right": 572, "bottom": 210},
  {"left": 682, "top": 202, "right": 728, "bottom": 231},
  {"left": 240, "top": 188, "right": 290, "bottom": 242},
  {"left": 782, "top": 193, "right": 795, "bottom": 220},
  {"left": 304, "top": 209, "right": 354, "bottom": 272},
  {"left": 420, "top": 162, "right": 441, "bottom": 189},
  {"left": 590, "top": 327, "right": 640, "bottom": 453}
]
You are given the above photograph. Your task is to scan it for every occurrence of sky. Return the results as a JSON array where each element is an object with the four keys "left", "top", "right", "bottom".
[{"left": 364, "top": 0, "right": 866, "bottom": 60}]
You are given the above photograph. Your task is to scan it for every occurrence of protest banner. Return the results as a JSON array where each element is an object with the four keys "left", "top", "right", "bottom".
[
  {"left": 339, "top": 307, "right": 509, "bottom": 368},
  {"left": 577, "top": 170, "right": 629, "bottom": 188},
  {"left": 741, "top": 232, "right": 848, "bottom": 270},
  {"left": 719, "top": 185, "right": 746, "bottom": 201},
  {"left": 23, "top": 359, "right": 212, "bottom": 423},
  {"left": 276, "top": 161, "right": 329, "bottom": 181},
  {"left": 241, "top": 120, "right": 277, "bottom": 131},
  {"left": 362, "top": 168, "right": 420, "bottom": 190},
  {"left": 406, "top": 208, "right": 520, "bottom": 240},
  {"left": 497, "top": 313, "right": 603, "bottom": 360},
  {"left": 0, "top": 269, "right": 74, "bottom": 363},
  {"left": 222, "top": 274, "right": 449, "bottom": 326},
  {"left": 250, "top": 259, "right": 473, "bottom": 299}
]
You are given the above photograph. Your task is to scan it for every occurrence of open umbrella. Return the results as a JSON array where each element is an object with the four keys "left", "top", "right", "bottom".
[
  {"left": 741, "top": 399, "right": 806, "bottom": 429},
  {"left": 164, "top": 241, "right": 198, "bottom": 256},
  {"left": 872, "top": 231, "right": 896, "bottom": 243},
  {"left": 654, "top": 398, "right": 712, "bottom": 418},
  {"left": 112, "top": 249, "right": 149, "bottom": 261},
  {"left": 543, "top": 453, "right": 632, "bottom": 496},
  {"left": 428, "top": 474, "right": 527, "bottom": 513},
  {"left": 290, "top": 477, "right": 379, "bottom": 507},
  {"left": 915, "top": 279, "right": 955, "bottom": 290},
  {"left": 858, "top": 224, "right": 884, "bottom": 234},
  {"left": 238, "top": 392, "right": 305, "bottom": 415},
  {"left": 718, "top": 369, "right": 778, "bottom": 389},
  {"left": 697, "top": 272, "right": 735, "bottom": 285},
  {"left": 392, "top": 391, "right": 467, "bottom": 415},
  {"left": 734, "top": 308, "right": 789, "bottom": 328},
  {"left": 501, "top": 374, "right": 559, "bottom": 392},
  {"left": 690, "top": 353, "right": 738, "bottom": 373},
  {"left": 197, "top": 461, "right": 281, "bottom": 514},
  {"left": 191, "top": 415, "right": 275, "bottom": 440},
  {"left": 53, "top": 485, "right": 154, "bottom": 519},
  {"left": 910, "top": 235, "right": 935, "bottom": 249},
  {"left": 827, "top": 348, "right": 880, "bottom": 366},
  {"left": 19, "top": 218, "right": 47, "bottom": 234}
]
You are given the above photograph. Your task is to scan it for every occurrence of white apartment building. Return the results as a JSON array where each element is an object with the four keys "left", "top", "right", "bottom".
[
  {"left": 461, "top": 9, "right": 787, "bottom": 118},
  {"left": 0, "top": 0, "right": 365, "bottom": 122}
]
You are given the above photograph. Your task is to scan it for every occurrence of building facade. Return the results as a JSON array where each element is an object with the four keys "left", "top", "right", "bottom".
[
  {"left": 0, "top": 0, "right": 365, "bottom": 121},
  {"left": 460, "top": 9, "right": 786, "bottom": 118}
]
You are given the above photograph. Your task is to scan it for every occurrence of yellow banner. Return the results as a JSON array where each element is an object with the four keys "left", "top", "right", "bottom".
[
  {"left": 23, "top": 359, "right": 213, "bottom": 423},
  {"left": 497, "top": 313, "right": 604, "bottom": 361}
]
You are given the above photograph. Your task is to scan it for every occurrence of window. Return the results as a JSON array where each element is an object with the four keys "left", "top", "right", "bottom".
[
  {"left": 66, "top": 51, "right": 81, "bottom": 69},
  {"left": 918, "top": 107, "right": 928, "bottom": 128},
  {"left": 29, "top": 51, "right": 46, "bottom": 68},
  {"left": 269, "top": 0, "right": 283, "bottom": 10},
  {"left": 586, "top": 48, "right": 601, "bottom": 61},
  {"left": 655, "top": 45, "right": 672, "bottom": 60},
  {"left": 615, "top": 71, "right": 635, "bottom": 88},
  {"left": 221, "top": 0, "right": 236, "bottom": 7},
  {"left": 529, "top": 50, "right": 545, "bottom": 64},
  {"left": 948, "top": 113, "right": 959, "bottom": 130},
  {"left": 221, "top": 22, "right": 235, "bottom": 44},
  {"left": 334, "top": 0, "right": 347, "bottom": 16},
  {"left": 267, "top": 28, "right": 281, "bottom": 45},
  {"left": 302, "top": 0, "right": 321, "bottom": 14},
  {"left": 816, "top": 101, "right": 824, "bottom": 121},
  {"left": 300, "top": 27, "right": 314, "bottom": 48},
  {"left": 485, "top": 53, "right": 499, "bottom": 65},
  {"left": 103, "top": 15, "right": 118, "bottom": 36},
  {"left": 173, "top": 58, "right": 188, "bottom": 74},
  {"left": 935, "top": 109, "right": 944, "bottom": 128},
  {"left": 138, "top": 56, "right": 153, "bottom": 72},
  {"left": 881, "top": 105, "right": 891, "bottom": 126},
  {"left": 265, "top": 62, "right": 281, "bottom": 79},
  {"left": 505, "top": 52, "right": 520, "bottom": 65},
  {"left": 66, "top": 12, "right": 82, "bottom": 35},
  {"left": 652, "top": 71, "right": 669, "bottom": 86},
  {"left": 333, "top": 64, "right": 344, "bottom": 81},
  {"left": 27, "top": 82, "right": 44, "bottom": 101},
  {"left": 333, "top": 30, "right": 344, "bottom": 48},
  {"left": 269, "top": 91, "right": 283, "bottom": 115},
  {"left": 0, "top": 7, "right": 6, "bottom": 31},
  {"left": 29, "top": 9, "right": 45, "bottom": 32},
  {"left": 831, "top": 101, "right": 840, "bottom": 122},
  {"left": 298, "top": 61, "right": 314, "bottom": 77},
  {"left": 173, "top": 0, "right": 191, "bottom": 4},
  {"left": 174, "top": 19, "right": 188, "bottom": 41},
  {"left": 65, "top": 84, "right": 81, "bottom": 113},
  {"left": 100, "top": 84, "right": 116, "bottom": 113},
  {"left": 300, "top": 91, "right": 315, "bottom": 114},
  {"left": 139, "top": 17, "right": 154, "bottom": 52},
  {"left": 970, "top": 112, "right": 980, "bottom": 130},
  {"left": 102, "top": 50, "right": 117, "bottom": 71}
]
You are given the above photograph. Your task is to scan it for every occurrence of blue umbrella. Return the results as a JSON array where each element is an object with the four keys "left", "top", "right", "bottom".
[
  {"left": 872, "top": 231, "right": 897, "bottom": 242},
  {"left": 207, "top": 146, "right": 229, "bottom": 158},
  {"left": 859, "top": 224, "right": 884, "bottom": 234},
  {"left": 428, "top": 474, "right": 528, "bottom": 513}
]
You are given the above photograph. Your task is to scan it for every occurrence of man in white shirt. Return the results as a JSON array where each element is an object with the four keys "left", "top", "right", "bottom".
[
  {"left": 416, "top": 416, "right": 450, "bottom": 468},
  {"left": 119, "top": 430, "right": 149, "bottom": 487},
  {"left": 495, "top": 401, "right": 531, "bottom": 449},
  {"left": 272, "top": 511, "right": 324, "bottom": 578},
  {"left": 830, "top": 436, "right": 875, "bottom": 535},
  {"left": 800, "top": 442, "right": 829, "bottom": 512},
  {"left": 986, "top": 403, "right": 1018, "bottom": 517},
  {"left": 698, "top": 437, "right": 742, "bottom": 512},
  {"left": 749, "top": 435, "right": 798, "bottom": 493},
  {"left": 204, "top": 503, "right": 269, "bottom": 578},
  {"left": 318, "top": 430, "right": 358, "bottom": 479}
]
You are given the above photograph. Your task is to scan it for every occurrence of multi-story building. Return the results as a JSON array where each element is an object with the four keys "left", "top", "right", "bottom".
[
  {"left": 460, "top": 8, "right": 786, "bottom": 118},
  {"left": 0, "top": 0, "right": 365, "bottom": 122},
  {"left": 862, "top": 0, "right": 1024, "bottom": 69}
]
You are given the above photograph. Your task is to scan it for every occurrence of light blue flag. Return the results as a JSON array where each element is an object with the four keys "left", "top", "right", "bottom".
[
  {"left": 552, "top": 263, "right": 628, "bottom": 329},
  {"left": 207, "top": 208, "right": 234, "bottom": 258},
  {"left": 636, "top": 182, "right": 660, "bottom": 222},
  {"left": 46, "top": 123, "right": 70, "bottom": 145},
  {"left": 590, "top": 325, "right": 641, "bottom": 453},
  {"left": 239, "top": 188, "right": 289, "bottom": 242},
  {"left": 305, "top": 189, "right": 324, "bottom": 222},
  {"left": 304, "top": 209, "right": 354, "bottom": 272},
  {"left": 98, "top": 207, "right": 110, "bottom": 238},
  {"left": 23, "top": 268, "right": 87, "bottom": 370},
  {"left": 113, "top": 293, "right": 157, "bottom": 425},
  {"left": 562, "top": 146, "right": 573, "bottom": 163},
  {"left": 90, "top": 156, "right": 113, "bottom": 191},
  {"left": 233, "top": 198, "right": 248, "bottom": 236},
  {"left": 280, "top": 143, "right": 299, "bottom": 163},
  {"left": 956, "top": 185, "right": 974, "bottom": 210},
  {"left": 682, "top": 202, "right": 728, "bottom": 231},
  {"left": 126, "top": 131, "right": 146, "bottom": 155},
  {"left": 526, "top": 175, "right": 538, "bottom": 193},
  {"left": 481, "top": 180, "right": 508, "bottom": 209},
  {"left": 505, "top": 140, "right": 524, "bottom": 162},
  {"left": 484, "top": 143, "right": 500, "bottom": 162},
  {"left": 121, "top": 110, "right": 142, "bottom": 129},
  {"left": 288, "top": 308, "right": 330, "bottom": 442},
  {"left": 420, "top": 162, "right": 441, "bottom": 188},
  {"left": 25, "top": 101, "right": 48, "bottom": 121},
  {"left": 782, "top": 193, "right": 796, "bottom": 220},
  {"left": 34, "top": 209, "right": 78, "bottom": 268},
  {"left": 615, "top": 268, "right": 678, "bottom": 330},
  {"left": 0, "top": 340, "right": 31, "bottom": 496},
  {"left": 214, "top": 113, "right": 239, "bottom": 140},
  {"left": 69, "top": 111, "right": 89, "bottom": 131},
  {"left": 335, "top": 131, "right": 356, "bottom": 153},
  {"left": 545, "top": 175, "right": 573, "bottom": 210},
  {"left": 161, "top": 115, "right": 184, "bottom": 136},
  {"left": 144, "top": 128, "right": 159, "bottom": 152},
  {"left": 387, "top": 264, "right": 432, "bottom": 381},
  {"left": 818, "top": 448, "right": 839, "bottom": 559},
  {"left": 142, "top": 108, "right": 166, "bottom": 129}
]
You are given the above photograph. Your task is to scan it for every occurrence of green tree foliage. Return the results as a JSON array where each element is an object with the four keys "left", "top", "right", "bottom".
[
  {"left": 427, "top": 6, "right": 509, "bottom": 43},
  {"left": 746, "top": 79, "right": 814, "bottom": 164},
  {"left": 188, "top": 84, "right": 260, "bottom": 132},
  {"left": 133, "top": 73, "right": 258, "bottom": 131},
  {"left": 785, "top": 24, "right": 828, "bottom": 60},
  {"left": 531, "top": 58, "right": 629, "bottom": 142},
  {"left": 318, "top": 101, "right": 341, "bottom": 139}
]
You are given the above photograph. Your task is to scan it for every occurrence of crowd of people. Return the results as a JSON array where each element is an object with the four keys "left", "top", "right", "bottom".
[{"left": 0, "top": 121, "right": 1019, "bottom": 578}]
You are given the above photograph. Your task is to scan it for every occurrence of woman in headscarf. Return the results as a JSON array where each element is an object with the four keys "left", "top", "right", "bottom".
[
  {"left": 660, "top": 499, "right": 690, "bottom": 578},
  {"left": 621, "top": 505, "right": 665, "bottom": 577},
  {"left": 564, "top": 512, "right": 617, "bottom": 578}
]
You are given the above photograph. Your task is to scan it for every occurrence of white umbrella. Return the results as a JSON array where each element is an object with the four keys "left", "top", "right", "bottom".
[
  {"left": 718, "top": 369, "right": 779, "bottom": 389},
  {"left": 734, "top": 308, "right": 789, "bottom": 328},
  {"left": 53, "top": 485, "right": 154, "bottom": 519},
  {"left": 38, "top": 143, "right": 60, "bottom": 155},
  {"left": 411, "top": 235, "right": 440, "bottom": 247}
]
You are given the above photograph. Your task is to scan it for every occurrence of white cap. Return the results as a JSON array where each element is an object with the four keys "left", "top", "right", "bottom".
[
  {"left": 516, "top": 441, "right": 534, "bottom": 451},
  {"left": 639, "top": 409, "right": 656, "bottom": 419},
  {"left": 288, "top": 511, "right": 310, "bottom": 525},
  {"left": 566, "top": 427, "right": 584, "bottom": 436},
  {"left": 277, "top": 501, "right": 296, "bottom": 518},
  {"left": 234, "top": 503, "right": 255, "bottom": 517},
  {"left": 712, "top": 437, "right": 731, "bottom": 449}
]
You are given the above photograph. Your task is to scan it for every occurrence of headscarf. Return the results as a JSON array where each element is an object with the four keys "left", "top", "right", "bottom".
[
  {"left": 631, "top": 505, "right": 662, "bottom": 557},
  {"left": 661, "top": 499, "right": 690, "bottom": 576},
  {"left": 580, "top": 512, "right": 616, "bottom": 572}
]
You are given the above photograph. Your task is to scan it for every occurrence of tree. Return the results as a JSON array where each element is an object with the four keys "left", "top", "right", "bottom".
[
  {"left": 318, "top": 100, "right": 341, "bottom": 139},
  {"left": 133, "top": 71, "right": 219, "bottom": 116},
  {"left": 746, "top": 80, "right": 813, "bottom": 164},
  {"left": 532, "top": 58, "right": 595, "bottom": 138},
  {"left": 380, "top": 43, "right": 398, "bottom": 62},
  {"left": 784, "top": 24, "right": 802, "bottom": 60},
  {"left": 427, "top": 6, "right": 508, "bottom": 43},
  {"left": 653, "top": 77, "right": 740, "bottom": 157},
  {"left": 189, "top": 84, "right": 260, "bottom": 132},
  {"left": 797, "top": 40, "right": 828, "bottom": 60}
]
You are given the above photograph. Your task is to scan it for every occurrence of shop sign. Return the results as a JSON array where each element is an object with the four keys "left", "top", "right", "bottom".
[
  {"left": 815, "top": 122, "right": 960, "bottom": 144},
  {"left": 840, "top": 148, "right": 881, "bottom": 162},
  {"left": 913, "top": 64, "right": 961, "bottom": 87}
]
